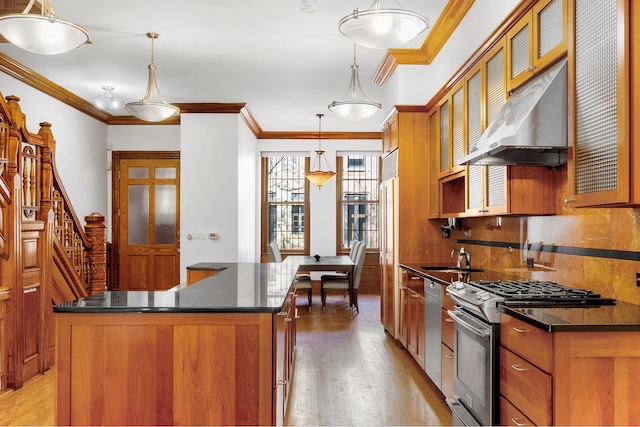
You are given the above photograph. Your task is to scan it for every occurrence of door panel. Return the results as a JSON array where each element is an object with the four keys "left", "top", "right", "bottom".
[{"left": 115, "top": 154, "right": 180, "bottom": 291}]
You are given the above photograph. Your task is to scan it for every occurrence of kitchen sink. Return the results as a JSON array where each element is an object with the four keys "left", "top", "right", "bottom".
[{"left": 421, "top": 266, "right": 483, "bottom": 273}]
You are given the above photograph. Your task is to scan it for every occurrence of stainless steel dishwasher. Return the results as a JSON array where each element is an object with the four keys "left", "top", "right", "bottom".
[{"left": 423, "top": 277, "right": 442, "bottom": 389}]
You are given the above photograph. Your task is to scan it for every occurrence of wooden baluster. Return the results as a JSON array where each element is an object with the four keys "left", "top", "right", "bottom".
[{"left": 84, "top": 212, "right": 107, "bottom": 295}]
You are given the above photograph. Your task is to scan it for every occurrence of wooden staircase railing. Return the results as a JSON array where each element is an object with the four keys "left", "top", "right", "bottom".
[{"left": 0, "top": 93, "right": 109, "bottom": 390}]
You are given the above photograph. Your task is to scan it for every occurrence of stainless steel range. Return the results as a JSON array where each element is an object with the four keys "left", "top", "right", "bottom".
[{"left": 445, "top": 279, "right": 615, "bottom": 426}]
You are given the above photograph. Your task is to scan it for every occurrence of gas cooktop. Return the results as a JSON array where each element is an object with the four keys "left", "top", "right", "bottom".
[{"left": 469, "top": 280, "right": 616, "bottom": 306}]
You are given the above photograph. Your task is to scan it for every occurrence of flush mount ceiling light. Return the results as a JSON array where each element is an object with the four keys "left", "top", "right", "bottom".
[
  {"left": 338, "top": 0, "right": 428, "bottom": 49},
  {"left": 124, "top": 32, "right": 179, "bottom": 122},
  {"left": 305, "top": 114, "right": 336, "bottom": 188},
  {"left": 328, "top": 43, "right": 381, "bottom": 121},
  {"left": 300, "top": 0, "right": 317, "bottom": 13},
  {"left": 0, "top": 0, "right": 89, "bottom": 55},
  {"left": 91, "top": 86, "right": 124, "bottom": 111}
]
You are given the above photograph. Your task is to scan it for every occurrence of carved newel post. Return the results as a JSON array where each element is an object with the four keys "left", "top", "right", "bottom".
[{"left": 84, "top": 212, "right": 107, "bottom": 295}]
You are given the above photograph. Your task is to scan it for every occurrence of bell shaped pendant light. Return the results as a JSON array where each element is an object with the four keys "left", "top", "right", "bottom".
[
  {"left": 338, "top": 0, "right": 428, "bottom": 49},
  {"left": 0, "top": 0, "right": 89, "bottom": 55},
  {"left": 305, "top": 114, "right": 336, "bottom": 188},
  {"left": 91, "top": 86, "right": 124, "bottom": 111},
  {"left": 328, "top": 43, "right": 381, "bottom": 121},
  {"left": 125, "top": 33, "right": 180, "bottom": 122}
]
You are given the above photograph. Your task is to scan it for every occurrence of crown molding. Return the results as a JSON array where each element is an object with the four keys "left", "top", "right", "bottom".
[
  {"left": 0, "top": 53, "right": 380, "bottom": 140},
  {"left": 373, "top": 0, "right": 475, "bottom": 86}
]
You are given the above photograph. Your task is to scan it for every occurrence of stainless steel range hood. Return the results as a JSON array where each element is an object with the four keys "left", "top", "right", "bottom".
[{"left": 457, "top": 58, "right": 567, "bottom": 167}]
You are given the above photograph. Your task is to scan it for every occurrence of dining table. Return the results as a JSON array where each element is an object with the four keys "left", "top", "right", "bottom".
[{"left": 287, "top": 255, "right": 356, "bottom": 312}]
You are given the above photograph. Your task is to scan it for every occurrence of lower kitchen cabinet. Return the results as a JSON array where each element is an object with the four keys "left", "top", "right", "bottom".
[
  {"left": 501, "top": 313, "right": 640, "bottom": 426},
  {"left": 398, "top": 269, "right": 425, "bottom": 369},
  {"left": 440, "top": 292, "right": 455, "bottom": 398},
  {"left": 406, "top": 289, "right": 425, "bottom": 368}
]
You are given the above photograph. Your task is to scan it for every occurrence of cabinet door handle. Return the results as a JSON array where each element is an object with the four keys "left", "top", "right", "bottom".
[
  {"left": 512, "top": 326, "right": 529, "bottom": 333},
  {"left": 511, "top": 364, "right": 528, "bottom": 372},
  {"left": 411, "top": 293, "right": 420, "bottom": 298},
  {"left": 445, "top": 354, "right": 454, "bottom": 359},
  {"left": 445, "top": 318, "right": 454, "bottom": 323},
  {"left": 410, "top": 276, "right": 421, "bottom": 280},
  {"left": 277, "top": 311, "right": 287, "bottom": 316},
  {"left": 511, "top": 417, "right": 528, "bottom": 426}
]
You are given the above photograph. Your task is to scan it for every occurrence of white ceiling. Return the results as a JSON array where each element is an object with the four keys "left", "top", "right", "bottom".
[{"left": 0, "top": 0, "right": 448, "bottom": 133}]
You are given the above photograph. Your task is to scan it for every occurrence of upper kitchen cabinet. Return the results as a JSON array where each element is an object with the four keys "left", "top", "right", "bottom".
[
  {"left": 506, "top": 0, "right": 567, "bottom": 92},
  {"left": 566, "top": 0, "right": 640, "bottom": 207},
  {"left": 382, "top": 113, "right": 399, "bottom": 154},
  {"left": 438, "top": 82, "right": 466, "bottom": 179}
]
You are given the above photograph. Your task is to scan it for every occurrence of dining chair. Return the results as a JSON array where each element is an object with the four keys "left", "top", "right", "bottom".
[
  {"left": 320, "top": 240, "right": 366, "bottom": 313},
  {"left": 268, "top": 242, "right": 313, "bottom": 309},
  {"left": 320, "top": 240, "right": 362, "bottom": 282}
]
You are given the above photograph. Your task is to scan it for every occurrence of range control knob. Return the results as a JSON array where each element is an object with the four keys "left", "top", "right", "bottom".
[{"left": 453, "top": 281, "right": 465, "bottom": 290}]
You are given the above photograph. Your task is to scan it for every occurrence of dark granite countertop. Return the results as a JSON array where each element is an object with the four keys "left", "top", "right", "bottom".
[
  {"left": 54, "top": 260, "right": 300, "bottom": 314},
  {"left": 400, "top": 262, "right": 640, "bottom": 332},
  {"left": 501, "top": 302, "right": 640, "bottom": 332}
]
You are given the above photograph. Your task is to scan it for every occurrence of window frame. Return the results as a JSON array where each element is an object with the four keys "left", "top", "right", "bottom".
[
  {"left": 261, "top": 156, "right": 310, "bottom": 258},
  {"left": 335, "top": 154, "right": 381, "bottom": 255}
]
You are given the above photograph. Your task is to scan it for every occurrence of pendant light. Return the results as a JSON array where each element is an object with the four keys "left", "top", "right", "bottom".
[
  {"left": 124, "top": 32, "right": 180, "bottom": 122},
  {"left": 0, "top": 0, "right": 89, "bottom": 55},
  {"left": 305, "top": 114, "right": 336, "bottom": 188},
  {"left": 338, "top": 0, "right": 428, "bottom": 49},
  {"left": 91, "top": 86, "right": 124, "bottom": 111},
  {"left": 328, "top": 43, "right": 381, "bottom": 122}
]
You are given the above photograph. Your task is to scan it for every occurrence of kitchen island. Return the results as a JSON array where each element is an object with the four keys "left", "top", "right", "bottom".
[{"left": 54, "top": 260, "right": 301, "bottom": 426}]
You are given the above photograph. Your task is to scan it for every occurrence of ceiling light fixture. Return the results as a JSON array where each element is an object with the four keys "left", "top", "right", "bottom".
[
  {"left": 91, "top": 86, "right": 124, "bottom": 111},
  {"left": 305, "top": 113, "right": 335, "bottom": 188},
  {"left": 0, "top": 0, "right": 89, "bottom": 55},
  {"left": 300, "top": 0, "right": 317, "bottom": 13},
  {"left": 338, "top": 0, "right": 428, "bottom": 49},
  {"left": 124, "top": 32, "right": 179, "bottom": 122},
  {"left": 328, "top": 43, "right": 381, "bottom": 121}
]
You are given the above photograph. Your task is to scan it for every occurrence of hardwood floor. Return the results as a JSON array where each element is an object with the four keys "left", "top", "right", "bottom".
[
  {"left": 286, "top": 293, "right": 451, "bottom": 426},
  {"left": 0, "top": 294, "right": 451, "bottom": 426}
]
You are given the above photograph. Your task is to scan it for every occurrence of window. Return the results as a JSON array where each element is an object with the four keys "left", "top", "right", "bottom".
[
  {"left": 262, "top": 155, "right": 309, "bottom": 254},
  {"left": 337, "top": 154, "right": 380, "bottom": 252}
]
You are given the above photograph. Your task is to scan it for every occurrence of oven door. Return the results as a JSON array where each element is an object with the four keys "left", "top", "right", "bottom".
[{"left": 447, "top": 306, "right": 499, "bottom": 426}]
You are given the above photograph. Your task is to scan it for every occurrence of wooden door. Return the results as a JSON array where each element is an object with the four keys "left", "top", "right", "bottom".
[{"left": 113, "top": 153, "right": 180, "bottom": 291}]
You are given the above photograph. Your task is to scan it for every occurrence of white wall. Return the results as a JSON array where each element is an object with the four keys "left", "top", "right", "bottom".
[{"left": 0, "top": 74, "right": 108, "bottom": 222}]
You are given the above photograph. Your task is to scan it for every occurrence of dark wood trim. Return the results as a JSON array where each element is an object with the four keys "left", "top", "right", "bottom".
[
  {"left": 106, "top": 115, "right": 180, "bottom": 126},
  {"left": 257, "top": 131, "right": 381, "bottom": 140}
]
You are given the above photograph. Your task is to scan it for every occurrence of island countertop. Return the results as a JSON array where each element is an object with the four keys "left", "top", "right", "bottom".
[{"left": 54, "top": 260, "right": 300, "bottom": 314}]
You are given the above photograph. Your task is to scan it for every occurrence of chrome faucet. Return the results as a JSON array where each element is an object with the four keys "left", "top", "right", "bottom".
[{"left": 451, "top": 247, "right": 471, "bottom": 269}]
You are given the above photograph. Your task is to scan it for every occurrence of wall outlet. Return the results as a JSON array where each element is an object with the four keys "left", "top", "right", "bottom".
[
  {"left": 209, "top": 232, "right": 219, "bottom": 240},
  {"left": 526, "top": 258, "right": 534, "bottom": 268},
  {"left": 636, "top": 272, "right": 640, "bottom": 287}
]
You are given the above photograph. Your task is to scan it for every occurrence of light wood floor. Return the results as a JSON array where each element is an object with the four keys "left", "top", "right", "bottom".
[{"left": 0, "top": 294, "right": 451, "bottom": 426}]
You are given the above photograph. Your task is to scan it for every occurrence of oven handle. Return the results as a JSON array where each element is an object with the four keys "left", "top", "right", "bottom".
[{"left": 447, "top": 309, "right": 491, "bottom": 338}]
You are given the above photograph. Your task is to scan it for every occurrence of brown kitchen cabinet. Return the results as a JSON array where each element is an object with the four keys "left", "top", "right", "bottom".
[
  {"left": 506, "top": 0, "right": 567, "bottom": 92},
  {"left": 406, "top": 288, "right": 425, "bottom": 368},
  {"left": 566, "top": 0, "right": 640, "bottom": 207},
  {"left": 382, "top": 113, "right": 399, "bottom": 154},
  {"left": 440, "top": 292, "right": 455, "bottom": 398},
  {"left": 437, "top": 83, "right": 466, "bottom": 180},
  {"left": 398, "top": 268, "right": 425, "bottom": 369},
  {"left": 501, "top": 312, "right": 640, "bottom": 425},
  {"left": 275, "top": 291, "right": 297, "bottom": 426},
  {"left": 379, "top": 107, "right": 429, "bottom": 339}
]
